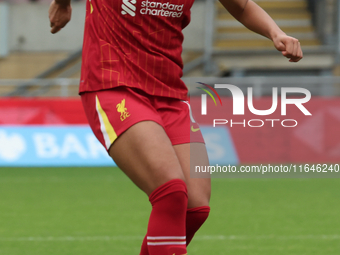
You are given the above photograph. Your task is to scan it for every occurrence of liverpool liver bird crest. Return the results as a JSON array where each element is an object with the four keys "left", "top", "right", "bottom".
[{"left": 116, "top": 99, "right": 130, "bottom": 121}]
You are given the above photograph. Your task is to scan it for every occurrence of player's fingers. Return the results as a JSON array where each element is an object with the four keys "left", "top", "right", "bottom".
[
  {"left": 285, "top": 38, "right": 301, "bottom": 62},
  {"left": 292, "top": 43, "right": 303, "bottom": 62},
  {"left": 289, "top": 40, "right": 299, "bottom": 62},
  {"left": 50, "top": 18, "right": 68, "bottom": 33},
  {"left": 50, "top": 25, "right": 61, "bottom": 34},
  {"left": 283, "top": 39, "right": 294, "bottom": 58},
  {"left": 290, "top": 41, "right": 303, "bottom": 62},
  {"left": 295, "top": 47, "right": 303, "bottom": 62},
  {"left": 293, "top": 40, "right": 299, "bottom": 57},
  {"left": 298, "top": 43, "right": 303, "bottom": 59}
]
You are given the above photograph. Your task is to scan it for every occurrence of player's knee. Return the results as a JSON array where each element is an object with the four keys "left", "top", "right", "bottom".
[
  {"left": 188, "top": 191, "right": 210, "bottom": 208},
  {"left": 147, "top": 164, "right": 186, "bottom": 195},
  {"left": 149, "top": 179, "right": 188, "bottom": 213}
]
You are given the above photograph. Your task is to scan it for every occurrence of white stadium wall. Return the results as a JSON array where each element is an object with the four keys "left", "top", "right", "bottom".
[
  {"left": 6, "top": 1, "right": 205, "bottom": 52},
  {"left": 8, "top": 2, "right": 86, "bottom": 51},
  {"left": 0, "top": 2, "right": 9, "bottom": 57}
]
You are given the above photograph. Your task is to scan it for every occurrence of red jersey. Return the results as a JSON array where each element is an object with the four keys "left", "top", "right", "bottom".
[{"left": 79, "top": 0, "right": 194, "bottom": 100}]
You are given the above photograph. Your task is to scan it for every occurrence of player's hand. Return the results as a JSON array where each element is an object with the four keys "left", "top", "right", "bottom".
[
  {"left": 49, "top": 0, "right": 72, "bottom": 34},
  {"left": 272, "top": 33, "right": 303, "bottom": 62}
]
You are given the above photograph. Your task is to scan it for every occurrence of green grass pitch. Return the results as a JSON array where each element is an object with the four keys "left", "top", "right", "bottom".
[{"left": 0, "top": 167, "right": 339, "bottom": 255}]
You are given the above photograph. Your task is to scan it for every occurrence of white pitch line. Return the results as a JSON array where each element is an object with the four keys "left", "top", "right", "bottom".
[
  {"left": 197, "top": 235, "right": 340, "bottom": 240},
  {"left": 0, "top": 235, "right": 339, "bottom": 242},
  {"left": 0, "top": 236, "right": 144, "bottom": 242}
]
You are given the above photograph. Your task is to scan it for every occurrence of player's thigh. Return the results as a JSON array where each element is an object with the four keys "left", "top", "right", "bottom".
[
  {"left": 81, "top": 88, "right": 185, "bottom": 196},
  {"left": 173, "top": 143, "right": 211, "bottom": 208},
  {"left": 109, "top": 121, "right": 185, "bottom": 196}
]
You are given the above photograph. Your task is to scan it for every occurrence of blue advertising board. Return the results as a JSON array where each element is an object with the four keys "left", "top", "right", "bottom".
[{"left": 0, "top": 126, "right": 238, "bottom": 166}]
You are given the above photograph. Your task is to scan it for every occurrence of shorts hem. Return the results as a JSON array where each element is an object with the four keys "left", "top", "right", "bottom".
[
  {"left": 170, "top": 136, "right": 205, "bottom": 146},
  {"left": 107, "top": 118, "right": 164, "bottom": 152}
]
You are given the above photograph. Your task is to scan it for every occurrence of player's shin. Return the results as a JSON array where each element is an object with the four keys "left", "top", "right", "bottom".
[
  {"left": 186, "top": 206, "right": 210, "bottom": 245},
  {"left": 145, "top": 179, "right": 188, "bottom": 255}
]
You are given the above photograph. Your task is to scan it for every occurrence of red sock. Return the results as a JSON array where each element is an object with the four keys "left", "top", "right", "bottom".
[
  {"left": 140, "top": 236, "right": 148, "bottom": 255},
  {"left": 186, "top": 206, "right": 210, "bottom": 245},
  {"left": 141, "top": 179, "right": 188, "bottom": 255}
]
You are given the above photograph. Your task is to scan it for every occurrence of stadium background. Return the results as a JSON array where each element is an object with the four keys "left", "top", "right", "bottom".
[{"left": 0, "top": 0, "right": 339, "bottom": 254}]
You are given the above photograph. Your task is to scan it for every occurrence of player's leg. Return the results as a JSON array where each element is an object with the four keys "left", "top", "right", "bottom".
[
  {"left": 109, "top": 121, "right": 188, "bottom": 255},
  {"left": 154, "top": 97, "right": 211, "bottom": 246},
  {"left": 138, "top": 141, "right": 210, "bottom": 255},
  {"left": 174, "top": 142, "right": 211, "bottom": 245},
  {"left": 109, "top": 120, "right": 184, "bottom": 195},
  {"left": 81, "top": 88, "right": 189, "bottom": 255}
]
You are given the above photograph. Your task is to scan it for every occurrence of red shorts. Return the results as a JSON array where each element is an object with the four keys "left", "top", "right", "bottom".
[{"left": 81, "top": 87, "right": 204, "bottom": 151}]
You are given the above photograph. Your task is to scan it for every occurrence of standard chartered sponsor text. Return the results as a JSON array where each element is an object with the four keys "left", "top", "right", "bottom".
[{"left": 140, "top": 1, "right": 183, "bottom": 17}]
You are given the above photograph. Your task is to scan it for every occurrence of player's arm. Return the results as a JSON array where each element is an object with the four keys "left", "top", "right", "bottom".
[
  {"left": 219, "top": 0, "right": 303, "bottom": 62},
  {"left": 49, "top": 0, "right": 72, "bottom": 34}
]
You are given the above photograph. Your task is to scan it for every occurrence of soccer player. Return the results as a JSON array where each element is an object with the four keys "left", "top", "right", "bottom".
[{"left": 49, "top": 0, "right": 302, "bottom": 254}]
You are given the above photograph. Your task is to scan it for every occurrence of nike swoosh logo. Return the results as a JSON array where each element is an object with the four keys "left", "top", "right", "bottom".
[{"left": 191, "top": 126, "right": 200, "bottom": 132}]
